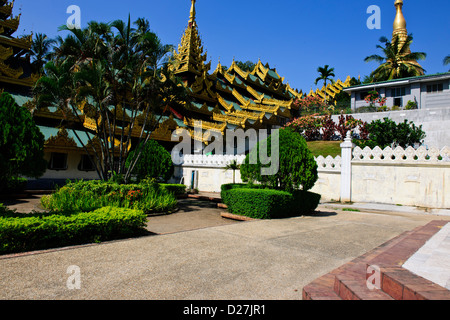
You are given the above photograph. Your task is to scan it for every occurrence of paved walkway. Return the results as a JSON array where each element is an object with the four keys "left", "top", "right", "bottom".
[
  {"left": 403, "top": 222, "right": 450, "bottom": 290},
  {"left": 1, "top": 194, "right": 449, "bottom": 300}
]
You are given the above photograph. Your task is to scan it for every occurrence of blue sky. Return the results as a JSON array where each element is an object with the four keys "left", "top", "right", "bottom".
[{"left": 15, "top": 0, "right": 450, "bottom": 92}]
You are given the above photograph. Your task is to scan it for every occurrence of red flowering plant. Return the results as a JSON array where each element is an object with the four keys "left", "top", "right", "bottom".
[
  {"left": 126, "top": 190, "right": 143, "bottom": 204},
  {"left": 336, "top": 114, "right": 364, "bottom": 140},
  {"left": 364, "top": 90, "right": 387, "bottom": 108},
  {"left": 294, "top": 96, "right": 327, "bottom": 115},
  {"left": 285, "top": 114, "right": 322, "bottom": 141}
]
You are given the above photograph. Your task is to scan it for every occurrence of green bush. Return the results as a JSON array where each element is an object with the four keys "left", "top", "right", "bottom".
[
  {"left": 355, "top": 117, "right": 426, "bottom": 149},
  {"left": 0, "top": 207, "right": 147, "bottom": 255},
  {"left": 224, "top": 188, "right": 294, "bottom": 219},
  {"left": 221, "top": 186, "right": 321, "bottom": 219},
  {"left": 240, "top": 128, "right": 318, "bottom": 192},
  {"left": 41, "top": 180, "right": 178, "bottom": 214},
  {"left": 0, "top": 92, "right": 47, "bottom": 192},
  {"left": 220, "top": 183, "right": 263, "bottom": 204},
  {"left": 126, "top": 140, "right": 174, "bottom": 182},
  {"left": 290, "top": 190, "right": 322, "bottom": 215},
  {"left": 160, "top": 184, "right": 187, "bottom": 196}
]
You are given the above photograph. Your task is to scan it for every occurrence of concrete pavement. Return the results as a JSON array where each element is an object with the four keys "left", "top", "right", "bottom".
[{"left": 1, "top": 201, "right": 449, "bottom": 300}]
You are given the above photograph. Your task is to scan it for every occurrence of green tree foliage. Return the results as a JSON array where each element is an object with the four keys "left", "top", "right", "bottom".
[
  {"left": 314, "top": 65, "right": 335, "bottom": 105},
  {"left": 444, "top": 55, "right": 450, "bottom": 71},
  {"left": 29, "top": 33, "right": 56, "bottom": 75},
  {"left": 356, "top": 117, "right": 426, "bottom": 149},
  {"left": 364, "top": 34, "right": 426, "bottom": 81},
  {"left": 33, "top": 17, "right": 188, "bottom": 182},
  {"left": 240, "top": 128, "right": 318, "bottom": 192},
  {"left": 0, "top": 92, "right": 47, "bottom": 191},
  {"left": 126, "top": 140, "right": 174, "bottom": 182},
  {"left": 236, "top": 60, "right": 256, "bottom": 72}
]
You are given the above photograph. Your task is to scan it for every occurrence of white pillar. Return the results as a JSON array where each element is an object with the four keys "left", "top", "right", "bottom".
[{"left": 340, "top": 131, "right": 354, "bottom": 203}]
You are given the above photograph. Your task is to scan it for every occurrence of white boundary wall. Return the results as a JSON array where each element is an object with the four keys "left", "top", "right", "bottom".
[{"left": 174, "top": 143, "right": 450, "bottom": 209}]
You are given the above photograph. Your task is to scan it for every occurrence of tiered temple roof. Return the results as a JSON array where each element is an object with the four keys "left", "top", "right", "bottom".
[
  {"left": 163, "top": 0, "right": 352, "bottom": 143},
  {"left": 12, "top": 0, "right": 354, "bottom": 153},
  {"left": 307, "top": 76, "right": 352, "bottom": 102},
  {"left": 164, "top": 0, "right": 306, "bottom": 144},
  {"left": 0, "top": 1, "right": 37, "bottom": 89}
]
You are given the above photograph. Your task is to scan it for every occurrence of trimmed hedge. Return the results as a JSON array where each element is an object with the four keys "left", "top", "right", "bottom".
[
  {"left": 224, "top": 188, "right": 294, "bottom": 219},
  {"left": 0, "top": 206, "right": 148, "bottom": 255},
  {"left": 160, "top": 184, "right": 187, "bottom": 196},
  {"left": 221, "top": 184, "right": 321, "bottom": 219}
]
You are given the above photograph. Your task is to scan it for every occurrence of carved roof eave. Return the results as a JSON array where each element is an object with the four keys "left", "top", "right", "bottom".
[
  {"left": 186, "top": 101, "right": 214, "bottom": 116},
  {"left": 44, "top": 128, "right": 79, "bottom": 150},
  {"left": 0, "top": 14, "right": 20, "bottom": 34},
  {"left": 0, "top": 34, "right": 32, "bottom": 50},
  {"left": 0, "top": 2, "right": 13, "bottom": 17},
  {"left": 33, "top": 106, "right": 84, "bottom": 123}
]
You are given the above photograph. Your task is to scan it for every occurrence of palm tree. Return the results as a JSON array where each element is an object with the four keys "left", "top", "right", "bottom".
[
  {"left": 444, "top": 55, "right": 450, "bottom": 71},
  {"left": 314, "top": 65, "right": 335, "bottom": 106},
  {"left": 225, "top": 160, "right": 241, "bottom": 184},
  {"left": 364, "top": 34, "right": 426, "bottom": 82},
  {"left": 33, "top": 18, "right": 188, "bottom": 182},
  {"left": 30, "top": 33, "right": 56, "bottom": 75}
]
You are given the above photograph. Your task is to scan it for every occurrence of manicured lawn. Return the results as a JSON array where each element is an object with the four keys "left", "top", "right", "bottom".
[{"left": 307, "top": 141, "right": 342, "bottom": 157}]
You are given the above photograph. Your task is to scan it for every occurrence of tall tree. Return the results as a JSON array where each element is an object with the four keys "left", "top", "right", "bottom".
[
  {"left": 314, "top": 65, "right": 335, "bottom": 105},
  {"left": 0, "top": 92, "right": 47, "bottom": 191},
  {"left": 444, "top": 55, "right": 450, "bottom": 71},
  {"left": 33, "top": 18, "right": 188, "bottom": 182},
  {"left": 29, "top": 33, "right": 56, "bottom": 75},
  {"left": 364, "top": 34, "right": 426, "bottom": 82},
  {"left": 236, "top": 60, "right": 256, "bottom": 72}
]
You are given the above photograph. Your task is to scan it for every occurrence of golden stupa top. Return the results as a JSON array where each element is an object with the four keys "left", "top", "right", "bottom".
[
  {"left": 189, "top": 0, "right": 196, "bottom": 25},
  {"left": 393, "top": 0, "right": 407, "bottom": 31}
]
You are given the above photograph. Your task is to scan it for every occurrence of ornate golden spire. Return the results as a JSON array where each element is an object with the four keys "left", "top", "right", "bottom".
[
  {"left": 393, "top": 0, "right": 408, "bottom": 44},
  {"left": 189, "top": 0, "right": 196, "bottom": 25},
  {"left": 171, "top": 0, "right": 209, "bottom": 77}
]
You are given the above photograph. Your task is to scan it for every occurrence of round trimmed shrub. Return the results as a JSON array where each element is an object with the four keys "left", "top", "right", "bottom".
[{"left": 240, "top": 127, "right": 318, "bottom": 192}]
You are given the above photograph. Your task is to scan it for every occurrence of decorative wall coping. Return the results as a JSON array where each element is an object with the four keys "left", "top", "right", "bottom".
[
  {"left": 353, "top": 146, "right": 450, "bottom": 163},
  {"left": 315, "top": 155, "right": 342, "bottom": 172},
  {"left": 181, "top": 154, "right": 246, "bottom": 168}
]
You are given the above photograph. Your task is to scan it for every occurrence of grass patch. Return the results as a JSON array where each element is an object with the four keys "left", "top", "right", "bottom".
[
  {"left": 342, "top": 208, "right": 360, "bottom": 212},
  {"left": 307, "top": 141, "right": 341, "bottom": 158}
]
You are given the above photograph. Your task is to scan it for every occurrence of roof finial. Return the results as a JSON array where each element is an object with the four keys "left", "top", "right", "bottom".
[
  {"left": 393, "top": 0, "right": 406, "bottom": 32},
  {"left": 189, "top": 0, "right": 196, "bottom": 24}
]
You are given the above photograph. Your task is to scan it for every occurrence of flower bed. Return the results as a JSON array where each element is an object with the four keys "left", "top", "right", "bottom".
[{"left": 40, "top": 180, "right": 182, "bottom": 215}]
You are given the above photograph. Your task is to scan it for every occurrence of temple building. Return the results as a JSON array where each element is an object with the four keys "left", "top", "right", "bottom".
[
  {"left": 165, "top": 0, "right": 351, "bottom": 147},
  {"left": 1, "top": 0, "right": 352, "bottom": 187},
  {"left": 0, "top": 1, "right": 37, "bottom": 93}
]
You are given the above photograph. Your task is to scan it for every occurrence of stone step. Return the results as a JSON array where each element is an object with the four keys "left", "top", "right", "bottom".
[
  {"left": 303, "top": 222, "right": 449, "bottom": 300},
  {"left": 302, "top": 274, "right": 342, "bottom": 300},
  {"left": 366, "top": 265, "right": 450, "bottom": 300}
]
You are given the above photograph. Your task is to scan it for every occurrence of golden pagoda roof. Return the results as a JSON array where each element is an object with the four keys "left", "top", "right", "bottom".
[
  {"left": 307, "top": 76, "right": 352, "bottom": 100},
  {"left": 163, "top": 0, "right": 309, "bottom": 142},
  {"left": 0, "top": 1, "right": 36, "bottom": 88}
]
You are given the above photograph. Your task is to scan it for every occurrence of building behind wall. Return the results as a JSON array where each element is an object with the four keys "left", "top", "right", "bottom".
[{"left": 344, "top": 72, "right": 450, "bottom": 111}]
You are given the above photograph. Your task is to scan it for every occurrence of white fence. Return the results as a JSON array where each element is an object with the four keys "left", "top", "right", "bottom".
[{"left": 174, "top": 139, "right": 450, "bottom": 209}]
